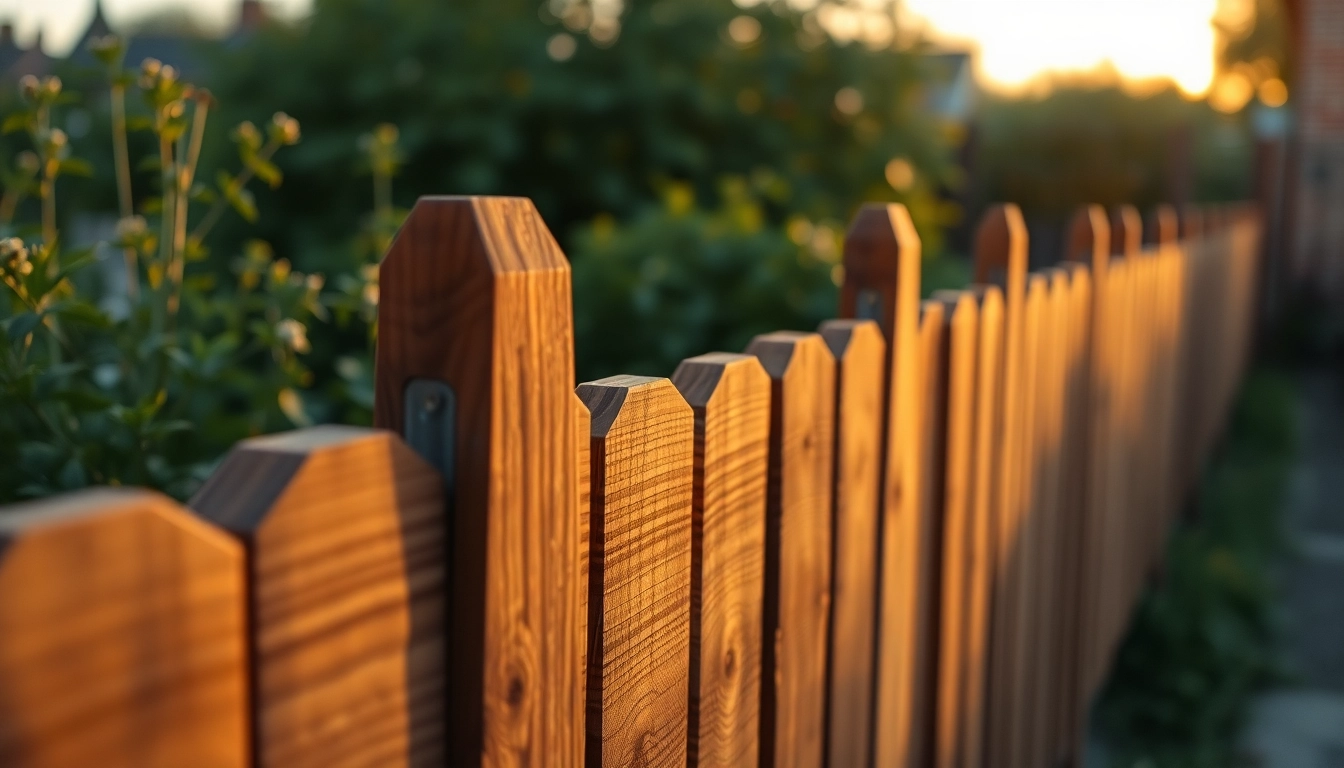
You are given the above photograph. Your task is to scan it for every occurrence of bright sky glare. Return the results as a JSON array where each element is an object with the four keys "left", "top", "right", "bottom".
[
  {"left": 6, "top": 0, "right": 1234, "bottom": 97},
  {"left": 901, "top": 0, "right": 1225, "bottom": 96}
]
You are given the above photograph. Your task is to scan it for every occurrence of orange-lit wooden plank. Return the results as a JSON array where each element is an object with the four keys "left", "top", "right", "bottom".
[
  {"left": 960, "top": 285, "right": 1003, "bottom": 768},
  {"left": 672, "top": 354, "right": 771, "bottom": 768},
  {"left": 1053, "top": 261, "right": 1094, "bottom": 767},
  {"left": 192, "top": 427, "right": 445, "bottom": 768},
  {"left": 927, "top": 291, "right": 978, "bottom": 768},
  {"left": 1065, "top": 205, "right": 1112, "bottom": 705},
  {"left": 837, "top": 204, "right": 921, "bottom": 768},
  {"left": 577, "top": 376, "right": 694, "bottom": 768},
  {"left": 0, "top": 489, "right": 248, "bottom": 768},
  {"left": 817, "top": 320, "right": 885, "bottom": 768},
  {"left": 973, "top": 204, "right": 1029, "bottom": 766},
  {"left": 373, "top": 196, "right": 584, "bottom": 766},
  {"left": 745, "top": 332, "right": 836, "bottom": 768}
]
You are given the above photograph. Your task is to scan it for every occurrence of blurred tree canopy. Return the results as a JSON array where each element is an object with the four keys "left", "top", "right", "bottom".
[{"left": 193, "top": 0, "right": 960, "bottom": 377}]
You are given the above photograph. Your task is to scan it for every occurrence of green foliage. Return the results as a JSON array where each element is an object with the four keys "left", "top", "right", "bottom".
[
  {"left": 1096, "top": 369, "right": 1297, "bottom": 767},
  {"left": 0, "top": 50, "right": 373, "bottom": 502},
  {"left": 572, "top": 178, "right": 837, "bottom": 379},
  {"left": 978, "top": 81, "right": 1254, "bottom": 220},
  {"left": 202, "top": 0, "right": 959, "bottom": 270}
]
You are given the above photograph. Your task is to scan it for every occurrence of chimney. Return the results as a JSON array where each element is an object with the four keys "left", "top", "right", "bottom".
[
  {"left": 1, "top": 24, "right": 13, "bottom": 48},
  {"left": 32, "top": 27, "right": 42, "bottom": 52},
  {"left": 238, "top": 0, "right": 266, "bottom": 33}
]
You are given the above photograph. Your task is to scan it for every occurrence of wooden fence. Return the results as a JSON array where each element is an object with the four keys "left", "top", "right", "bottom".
[{"left": 0, "top": 196, "right": 1261, "bottom": 768}]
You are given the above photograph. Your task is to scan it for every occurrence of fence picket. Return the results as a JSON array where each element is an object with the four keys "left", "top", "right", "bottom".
[
  {"left": 0, "top": 490, "right": 248, "bottom": 768},
  {"left": 191, "top": 426, "right": 446, "bottom": 768},
  {"left": 576, "top": 376, "right": 694, "bottom": 768},
  {"left": 671, "top": 353, "right": 771, "bottom": 768},
  {"left": 926, "top": 292, "right": 978, "bottom": 768},
  {"left": 372, "top": 196, "right": 585, "bottom": 766},
  {"left": 816, "top": 320, "right": 885, "bottom": 768},
  {"left": 745, "top": 332, "right": 836, "bottom": 768},
  {"left": 837, "top": 204, "right": 922, "bottom": 768},
  {"left": 973, "top": 204, "right": 1029, "bottom": 767}
]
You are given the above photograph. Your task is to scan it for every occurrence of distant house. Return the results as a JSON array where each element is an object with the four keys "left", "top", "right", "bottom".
[{"left": 2, "top": 0, "right": 268, "bottom": 84}]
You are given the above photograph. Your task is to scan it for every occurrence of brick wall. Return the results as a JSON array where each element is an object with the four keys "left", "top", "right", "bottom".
[{"left": 1291, "top": 0, "right": 1344, "bottom": 295}]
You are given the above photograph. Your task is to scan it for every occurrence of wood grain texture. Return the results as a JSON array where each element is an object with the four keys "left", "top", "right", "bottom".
[
  {"left": 744, "top": 332, "right": 836, "bottom": 768},
  {"left": 0, "top": 489, "right": 248, "bottom": 768},
  {"left": 373, "top": 196, "right": 584, "bottom": 767},
  {"left": 837, "top": 203, "right": 921, "bottom": 768},
  {"left": 961, "top": 286, "right": 1003, "bottom": 768},
  {"left": 576, "top": 376, "right": 694, "bottom": 768},
  {"left": 817, "top": 320, "right": 885, "bottom": 768},
  {"left": 671, "top": 353, "right": 770, "bottom": 768},
  {"left": 190, "top": 426, "right": 445, "bottom": 768},
  {"left": 972, "top": 204, "right": 1028, "bottom": 767},
  {"left": 926, "top": 292, "right": 979, "bottom": 768}
]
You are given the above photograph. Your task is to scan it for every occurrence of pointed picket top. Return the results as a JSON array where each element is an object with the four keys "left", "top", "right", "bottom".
[
  {"left": 1108, "top": 205, "right": 1142, "bottom": 257},
  {"left": 1145, "top": 205, "right": 1179, "bottom": 248},
  {"left": 1065, "top": 205, "right": 1111, "bottom": 278},
  {"left": 373, "top": 194, "right": 584, "bottom": 767},
  {"left": 973, "top": 203, "right": 1028, "bottom": 286},
  {"left": 839, "top": 203, "right": 921, "bottom": 345}
]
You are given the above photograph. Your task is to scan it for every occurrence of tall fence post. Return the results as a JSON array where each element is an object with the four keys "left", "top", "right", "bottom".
[
  {"left": 837, "top": 204, "right": 922, "bottom": 768},
  {"left": 0, "top": 490, "right": 249, "bottom": 768},
  {"left": 576, "top": 376, "right": 694, "bottom": 768},
  {"left": 671, "top": 353, "right": 771, "bottom": 768},
  {"left": 745, "top": 332, "right": 836, "bottom": 768},
  {"left": 373, "top": 196, "right": 585, "bottom": 767},
  {"left": 972, "top": 204, "right": 1028, "bottom": 768},
  {"left": 191, "top": 426, "right": 446, "bottom": 768}
]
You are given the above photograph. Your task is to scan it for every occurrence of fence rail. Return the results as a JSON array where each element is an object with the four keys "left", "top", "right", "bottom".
[{"left": 0, "top": 195, "right": 1262, "bottom": 768}]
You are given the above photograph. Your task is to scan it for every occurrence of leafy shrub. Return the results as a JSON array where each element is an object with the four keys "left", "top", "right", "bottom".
[{"left": 0, "top": 44, "right": 375, "bottom": 502}]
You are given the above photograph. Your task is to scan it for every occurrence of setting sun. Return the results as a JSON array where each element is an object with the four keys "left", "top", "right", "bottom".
[{"left": 900, "top": 0, "right": 1226, "bottom": 96}]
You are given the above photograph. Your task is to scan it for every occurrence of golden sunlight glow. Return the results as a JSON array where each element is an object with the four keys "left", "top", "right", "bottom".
[
  {"left": 1258, "top": 77, "right": 1289, "bottom": 108},
  {"left": 1210, "top": 71, "right": 1255, "bottom": 112},
  {"left": 900, "top": 0, "right": 1225, "bottom": 96}
]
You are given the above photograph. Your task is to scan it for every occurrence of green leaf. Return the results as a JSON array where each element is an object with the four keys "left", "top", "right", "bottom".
[
  {"left": 1, "top": 112, "right": 33, "bottom": 134},
  {"left": 136, "top": 154, "right": 162, "bottom": 173},
  {"left": 126, "top": 116, "right": 155, "bottom": 132},
  {"left": 5, "top": 312, "right": 42, "bottom": 342},
  {"left": 48, "top": 299, "right": 111, "bottom": 329},
  {"left": 58, "top": 158, "right": 94, "bottom": 177},
  {"left": 53, "top": 388, "right": 116, "bottom": 411},
  {"left": 226, "top": 187, "right": 258, "bottom": 223},
  {"left": 245, "top": 154, "right": 283, "bottom": 188}
]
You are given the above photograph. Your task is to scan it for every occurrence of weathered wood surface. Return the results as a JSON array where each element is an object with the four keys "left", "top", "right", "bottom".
[
  {"left": 0, "top": 489, "right": 248, "bottom": 768},
  {"left": 671, "top": 353, "right": 770, "bottom": 768},
  {"left": 373, "top": 196, "right": 585, "bottom": 766},
  {"left": 816, "top": 320, "right": 885, "bottom": 768},
  {"left": 191, "top": 426, "right": 445, "bottom": 768},
  {"left": 838, "top": 203, "right": 922, "bottom": 768},
  {"left": 576, "top": 376, "right": 694, "bottom": 768},
  {"left": 745, "top": 332, "right": 836, "bottom": 768}
]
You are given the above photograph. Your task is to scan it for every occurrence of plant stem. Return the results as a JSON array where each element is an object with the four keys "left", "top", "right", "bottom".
[
  {"left": 155, "top": 133, "right": 175, "bottom": 332},
  {"left": 36, "top": 104, "right": 56, "bottom": 256},
  {"left": 188, "top": 139, "right": 279, "bottom": 245},
  {"left": 110, "top": 81, "right": 138, "bottom": 301},
  {"left": 167, "top": 99, "right": 208, "bottom": 323}
]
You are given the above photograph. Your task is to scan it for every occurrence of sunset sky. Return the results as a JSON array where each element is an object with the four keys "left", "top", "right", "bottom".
[{"left": 2, "top": 0, "right": 1244, "bottom": 97}]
